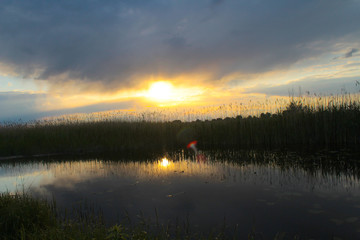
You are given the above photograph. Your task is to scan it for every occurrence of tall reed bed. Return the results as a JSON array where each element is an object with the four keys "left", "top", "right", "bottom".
[
  {"left": 0, "top": 94, "right": 359, "bottom": 157},
  {"left": 196, "top": 97, "right": 360, "bottom": 151},
  {"left": 37, "top": 92, "right": 359, "bottom": 123}
]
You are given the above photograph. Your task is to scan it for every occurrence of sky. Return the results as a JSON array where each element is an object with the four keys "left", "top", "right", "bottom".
[{"left": 0, "top": 0, "right": 359, "bottom": 121}]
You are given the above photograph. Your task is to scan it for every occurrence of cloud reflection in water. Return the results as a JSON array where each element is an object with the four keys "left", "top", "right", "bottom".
[{"left": 1, "top": 153, "right": 360, "bottom": 239}]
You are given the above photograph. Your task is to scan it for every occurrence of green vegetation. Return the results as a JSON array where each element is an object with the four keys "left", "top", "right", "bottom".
[
  {"left": 0, "top": 192, "right": 57, "bottom": 240},
  {"left": 197, "top": 99, "right": 360, "bottom": 151},
  {"left": 0, "top": 192, "right": 139, "bottom": 240},
  {"left": 0, "top": 192, "right": 271, "bottom": 240},
  {"left": 0, "top": 96, "right": 359, "bottom": 158}
]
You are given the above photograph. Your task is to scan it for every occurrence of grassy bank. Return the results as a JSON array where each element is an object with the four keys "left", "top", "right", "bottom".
[
  {"left": 1, "top": 99, "right": 359, "bottom": 157},
  {"left": 0, "top": 192, "right": 167, "bottom": 240},
  {"left": 0, "top": 192, "right": 274, "bottom": 240},
  {"left": 0, "top": 192, "right": 144, "bottom": 240}
]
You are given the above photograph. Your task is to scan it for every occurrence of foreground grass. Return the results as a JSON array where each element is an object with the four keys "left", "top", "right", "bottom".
[
  {"left": 0, "top": 98, "right": 359, "bottom": 158},
  {"left": 1, "top": 192, "right": 288, "bottom": 240},
  {"left": 0, "top": 192, "right": 164, "bottom": 240}
]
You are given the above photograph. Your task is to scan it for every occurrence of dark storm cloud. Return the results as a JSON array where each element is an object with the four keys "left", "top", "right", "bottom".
[{"left": 0, "top": 0, "right": 359, "bottom": 89}]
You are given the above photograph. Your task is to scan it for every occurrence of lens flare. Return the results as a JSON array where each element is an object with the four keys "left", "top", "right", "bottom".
[
  {"left": 187, "top": 140, "right": 207, "bottom": 163},
  {"left": 186, "top": 140, "right": 198, "bottom": 153}
]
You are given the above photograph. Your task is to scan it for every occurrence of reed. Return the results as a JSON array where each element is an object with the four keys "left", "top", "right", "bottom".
[{"left": 0, "top": 94, "right": 359, "bottom": 158}]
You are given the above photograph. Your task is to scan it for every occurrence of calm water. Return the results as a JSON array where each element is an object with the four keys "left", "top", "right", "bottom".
[{"left": 1, "top": 151, "right": 360, "bottom": 239}]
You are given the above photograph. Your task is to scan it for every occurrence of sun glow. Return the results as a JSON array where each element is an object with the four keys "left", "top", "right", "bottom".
[
  {"left": 147, "top": 81, "right": 174, "bottom": 102},
  {"left": 159, "top": 157, "right": 170, "bottom": 168}
]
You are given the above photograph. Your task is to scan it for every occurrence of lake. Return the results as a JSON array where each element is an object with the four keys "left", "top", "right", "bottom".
[{"left": 1, "top": 150, "right": 360, "bottom": 239}]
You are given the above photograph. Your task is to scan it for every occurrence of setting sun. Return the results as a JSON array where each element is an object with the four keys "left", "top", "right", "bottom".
[{"left": 147, "top": 81, "right": 174, "bottom": 102}]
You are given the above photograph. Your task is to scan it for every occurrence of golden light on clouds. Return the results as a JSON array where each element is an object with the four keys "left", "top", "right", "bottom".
[
  {"left": 39, "top": 79, "right": 208, "bottom": 112},
  {"left": 38, "top": 71, "right": 214, "bottom": 110}
]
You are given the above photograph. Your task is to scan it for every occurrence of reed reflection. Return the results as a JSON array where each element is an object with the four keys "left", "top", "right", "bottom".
[
  {"left": 1, "top": 152, "right": 360, "bottom": 239},
  {"left": 1, "top": 154, "right": 360, "bottom": 194}
]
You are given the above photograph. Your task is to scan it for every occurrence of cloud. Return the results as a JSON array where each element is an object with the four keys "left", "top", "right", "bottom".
[
  {"left": 0, "top": 0, "right": 359, "bottom": 91},
  {"left": 0, "top": 91, "right": 137, "bottom": 121},
  {"left": 0, "top": 92, "right": 46, "bottom": 121},
  {"left": 212, "top": 0, "right": 226, "bottom": 6},
  {"left": 42, "top": 100, "right": 138, "bottom": 118},
  {"left": 344, "top": 48, "right": 359, "bottom": 58},
  {"left": 245, "top": 76, "right": 360, "bottom": 96}
]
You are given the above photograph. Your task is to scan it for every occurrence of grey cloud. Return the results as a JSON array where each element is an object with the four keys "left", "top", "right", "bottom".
[
  {"left": 0, "top": 91, "right": 137, "bottom": 121},
  {"left": 0, "top": 0, "right": 359, "bottom": 90},
  {"left": 165, "top": 37, "right": 189, "bottom": 49},
  {"left": 210, "top": 0, "right": 226, "bottom": 8},
  {"left": 245, "top": 76, "right": 360, "bottom": 96},
  {"left": 0, "top": 92, "right": 46, "bottom": 121},
  {"left": 212, "top": 0, "right": 225, "bottom": 5},
  {"left": 45, "top": 100, "right": 138, "bottom": 117},
  {"left": 345, "top": 48, "right": 359, "bottom": 58},
  {"left": 344, "top": 63, "right": 360, "bottom": 68}
]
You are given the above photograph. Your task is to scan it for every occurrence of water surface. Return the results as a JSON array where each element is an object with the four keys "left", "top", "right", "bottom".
[{"left": 1, "top": 151, "right": 360, "bottom": 239}]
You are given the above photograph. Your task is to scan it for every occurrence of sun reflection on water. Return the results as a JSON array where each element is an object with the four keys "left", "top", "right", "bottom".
[
  {"left": 159, "top": 157, "right": 171, "bottom": 168},
  {"left": 1, "top": 154, "right": 360, "bottom": 198}
]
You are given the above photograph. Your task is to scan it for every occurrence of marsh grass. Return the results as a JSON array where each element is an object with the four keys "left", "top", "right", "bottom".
[
  {"left": 0, "top": 191, "right": 113, "bottom": 240},
  {"left": 0, "top": 192, "right": 261, "bottom": 240},
  {"left": 0, "top": 95, "right": 359, "bottom": 158},
  {"left": 0, "top": 191, "right": 57, "bottom": 240}
]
